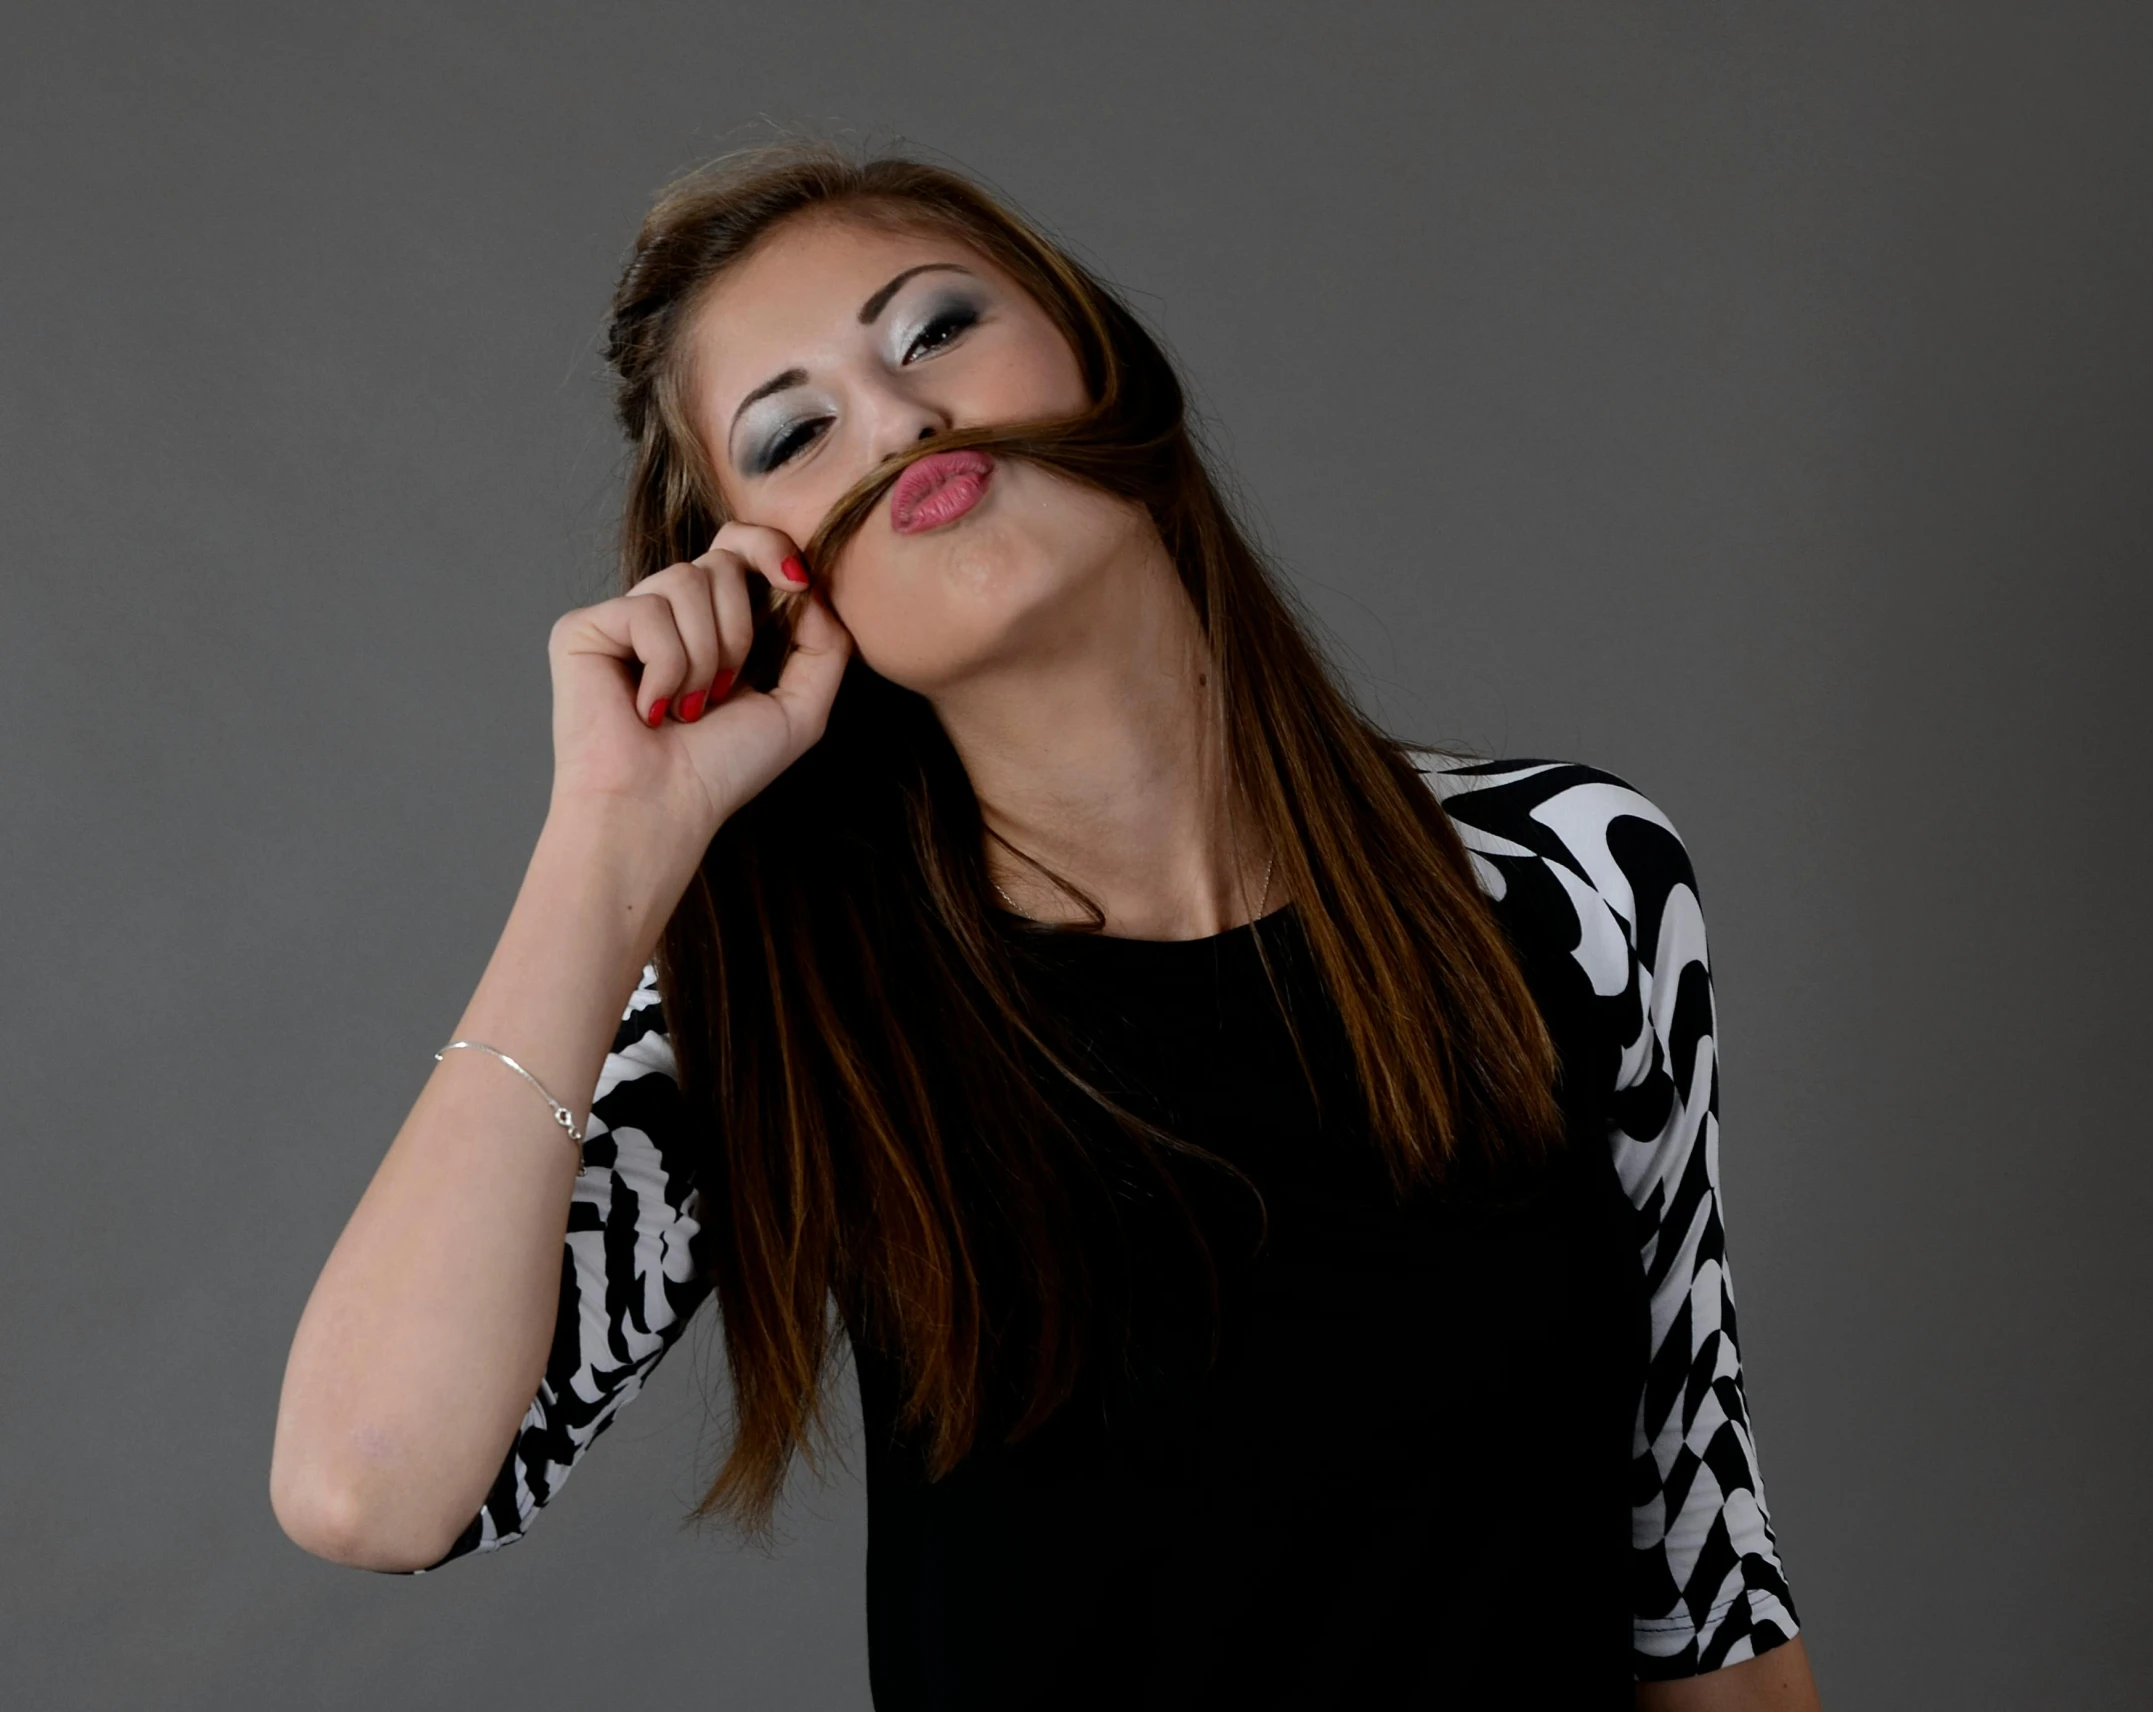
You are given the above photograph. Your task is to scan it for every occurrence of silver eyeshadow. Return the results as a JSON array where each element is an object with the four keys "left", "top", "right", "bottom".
[{"left": 735, "top": 288, "right": 988, "bottom": 478}]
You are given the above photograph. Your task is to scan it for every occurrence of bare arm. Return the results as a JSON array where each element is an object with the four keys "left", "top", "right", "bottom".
[
  {"left": 1636, "top": 1637, "right": 1821, "bottom": 1711},
  {"left": 268, "top": 813, "right": 681, "bottom": 1570},
  {"left": 270, "top": 528, "right": 847, "bottom": 1570}
]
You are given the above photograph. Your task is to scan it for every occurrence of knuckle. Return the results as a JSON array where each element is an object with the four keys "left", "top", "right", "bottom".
[
  {"left": 630, "top": 611, "right": 684, "bottom": 663},
  {"left": 692, "top": 546, "right": 744, "bottom": 585}
]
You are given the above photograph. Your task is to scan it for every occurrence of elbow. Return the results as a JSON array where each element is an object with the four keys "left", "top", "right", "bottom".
[{"left": 268, "top": 1452, "right": 466, "bottom": 1573}]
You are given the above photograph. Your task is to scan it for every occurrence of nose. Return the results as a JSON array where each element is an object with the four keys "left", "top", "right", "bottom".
[{"left": 860, "top": 383, "right": 952, "bottom": 468}]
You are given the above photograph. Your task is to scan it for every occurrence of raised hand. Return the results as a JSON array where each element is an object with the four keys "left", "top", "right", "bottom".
[{"left": 546, "top": 522, "right": 852, "bottom": 859}]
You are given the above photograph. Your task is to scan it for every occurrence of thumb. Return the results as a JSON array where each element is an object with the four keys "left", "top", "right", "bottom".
[{"left": 765, "top": 591, "right": 853, "bottom": 736}]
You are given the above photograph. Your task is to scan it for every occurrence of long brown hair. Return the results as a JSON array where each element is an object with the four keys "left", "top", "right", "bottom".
[{"left": 603, "top": 141, "right": 1562, "bottom": 1533}]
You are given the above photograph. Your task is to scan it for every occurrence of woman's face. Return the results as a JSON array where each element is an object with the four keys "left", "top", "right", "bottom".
[{"left": 682, "top": 213, "right": 1153, "bottom": 697}]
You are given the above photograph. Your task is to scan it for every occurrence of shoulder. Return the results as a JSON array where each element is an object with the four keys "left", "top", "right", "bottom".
[
  {"left": 1410, "top": 752, "right": 1697, "bottom": 921},
  {"left": 1407, "top": 752, "right": 1711, "bottom": 1100}
]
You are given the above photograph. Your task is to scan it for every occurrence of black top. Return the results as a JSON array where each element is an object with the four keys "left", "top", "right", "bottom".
[
  {"left": 856, "top": 901, "right": 1640, "bottom": 1708},
  {"left": 415, "top": 757, "right": 1801, "bottom": 1693}
]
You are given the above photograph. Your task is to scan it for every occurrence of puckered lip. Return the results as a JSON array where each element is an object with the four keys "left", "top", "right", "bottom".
[{"left": 889, "top": 449, "right": 996, "bottom": 535}]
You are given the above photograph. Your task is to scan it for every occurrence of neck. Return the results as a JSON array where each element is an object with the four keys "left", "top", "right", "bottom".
[{"left": 929, "top": 534, "right": 1271, "bottom": 941}]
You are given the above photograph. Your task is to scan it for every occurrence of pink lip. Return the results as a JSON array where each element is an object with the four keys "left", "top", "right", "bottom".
[{"left": 890, "top": 449, "right": 995, "bottom": 536}]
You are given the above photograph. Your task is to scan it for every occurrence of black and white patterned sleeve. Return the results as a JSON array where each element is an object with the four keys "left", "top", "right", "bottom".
[
  {"left": 1422, "top": 756, "right": 1799, "bottom": 1677},
  {"left": 414, "top": 963, "right": 712, "bottom": 1569}
]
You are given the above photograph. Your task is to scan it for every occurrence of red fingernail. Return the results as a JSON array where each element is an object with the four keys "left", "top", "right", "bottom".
[
  {"left": 781, "top": 555, "right": 809, "bottom": 587},
  {"left": 646, "top": 696, "right": 669, "bottom": 728},
  {"left": 678, "top": 689, "right": 706, "bottom": 722},
  {"left": 711, "top": 668, "right": 736, "bottom": 701}
]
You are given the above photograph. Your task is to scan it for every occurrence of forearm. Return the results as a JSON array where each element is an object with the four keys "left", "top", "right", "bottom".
[{"left": 270, "top": 809, "right": 692, "bottom": 1570}]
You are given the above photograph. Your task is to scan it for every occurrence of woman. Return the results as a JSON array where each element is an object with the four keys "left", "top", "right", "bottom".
[{"left": 271, "top": 144, "right": 1820, "bottom": 1709}]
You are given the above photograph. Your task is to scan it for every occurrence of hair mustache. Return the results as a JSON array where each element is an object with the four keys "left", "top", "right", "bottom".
[
  {"left": 800, "top": 356, "right": 1186, "bottom": 578},
  {"left": 740, "top": 379, "right": 1188, "bottom": 688}
]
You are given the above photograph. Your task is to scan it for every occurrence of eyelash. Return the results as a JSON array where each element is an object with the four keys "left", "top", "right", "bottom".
[
  {"left": 905, "top": 303, "right": 979, "bottom": 362},
  {"left": 760, "top": 418, "right": 828, "bottom": 473},
  {"left": 755, "top": 301, "right": 984, "bottom": 475}
]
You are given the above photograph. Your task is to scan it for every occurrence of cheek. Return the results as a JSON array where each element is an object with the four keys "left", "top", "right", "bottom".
[
  {"left": 1003, "top": 328, "right": 1089, "bottom": 420},
  {"left": 957, "top": 314, "right": 1088, "bottom": 427},
  {"left": 715, "top": 467, "right": 861, "bottom": 569}
]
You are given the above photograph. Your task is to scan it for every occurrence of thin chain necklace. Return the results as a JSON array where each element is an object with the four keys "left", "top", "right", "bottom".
[{"left": 993, "top": 850, "right": 1277, "bottom": 927}]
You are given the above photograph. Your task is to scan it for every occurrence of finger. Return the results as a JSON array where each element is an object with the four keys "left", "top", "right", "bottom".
[
  {"left": 764, "top": 589, "right": 853, "bottom": 743},
  {"left": 609, "top": 593, "right": 690, "bottom": 727},
  {"left": 633, "top": 562, "right": 722, "bottom": 721},
  {"left": 702, "top": 550, "right": 754, "bottom": 703},
  {"left": 707, "top": 520, "right": 814, "bottom": 594},
  {"left": 552, "top": 593, "right": 683, "bottom": 675}
]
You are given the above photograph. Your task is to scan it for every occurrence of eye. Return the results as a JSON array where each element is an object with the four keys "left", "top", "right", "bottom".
[
  {"left": 904, "top": 302, "right": 980, "bottom": 363},
  {"left": 754, "top": 416, "right": 831, "bottom": 475}
]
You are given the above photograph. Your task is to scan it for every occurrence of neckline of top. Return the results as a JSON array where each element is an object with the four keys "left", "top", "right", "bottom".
[{"left": 992, "top": 899, "right": 1301, "bottom": 968}]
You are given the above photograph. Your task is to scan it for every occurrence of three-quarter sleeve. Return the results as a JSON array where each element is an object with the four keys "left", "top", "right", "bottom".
[
  {"left": 1421, "top": 755, "right": 1800, "bottom": 1677},
  {"left": 416, "top": 963, "right": 712, "bottom": 1570}
]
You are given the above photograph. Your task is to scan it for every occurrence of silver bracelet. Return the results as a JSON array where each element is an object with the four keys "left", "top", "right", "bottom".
[{"left": 435, "top": 1041, "right": 587, "bottom": 1175}]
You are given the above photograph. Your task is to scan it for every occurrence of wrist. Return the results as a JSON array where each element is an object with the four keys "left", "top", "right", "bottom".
[
  {"left": 542, "top": 786, "right": 712, "bottom": 887},
  {"left": 525, "top": 802, "right": 711, "bottom": 976}
]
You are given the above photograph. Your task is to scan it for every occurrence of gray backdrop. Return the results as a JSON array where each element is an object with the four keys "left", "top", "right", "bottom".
[{"left": 4, "top": 4, "right": 2147, "bottom": 1707}]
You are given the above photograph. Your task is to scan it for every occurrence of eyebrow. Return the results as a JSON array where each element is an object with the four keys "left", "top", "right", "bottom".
[
  {"left": 725, "top": 263, "right": 978, "bottom": 450},
  {"left": 857, "top": 261, "right": 972, "bottom": 324},
  {"left": 729, "top": 367, "right": 809, "bottom": 438}
]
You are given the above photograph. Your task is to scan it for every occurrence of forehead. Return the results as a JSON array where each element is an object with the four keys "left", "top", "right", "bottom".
[{"left": 683, "top": 214, "right": 1002, "bottom": 409}]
